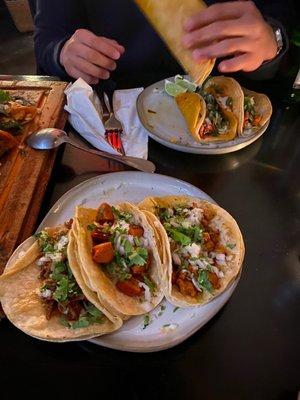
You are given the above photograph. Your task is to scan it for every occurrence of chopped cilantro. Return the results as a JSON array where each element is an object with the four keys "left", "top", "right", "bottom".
[
  {"left": 166, "top": 228, "right": 191, "bottom": 246},
  {"left": 0, "top": 90, "right": 11, "bottom": 103},
  {"left": 144, "top": 276, "right": 156, "bottom": 294},
  {"left": 87, "top": 224, "right": 96, "bottom": 231},
  {"left": 226, "top": 243, "right": 236, "bottom": 250},
  {"left": 123, "top": 239, "right": 133, "bottom": 254},
  {"left": 173, "top": 307, "right": 180, "bottom": 313},
  {"left": 60, "top": 305, "right": 103, "bottom": 330},
  {"left": 143, "top": 313, "right": 151, "bottom": 329},
  {"left": 128, "top": 247, "right": 148, "bottom": 266},
  {"left": 111, "top": 206, "right": 132, "bottom": 222},
  {"left": 197, "top": 270, "right": 213, "bottom": 293},
  {"left": 158, "top": 304, "right": 166, "bottom": 317}
]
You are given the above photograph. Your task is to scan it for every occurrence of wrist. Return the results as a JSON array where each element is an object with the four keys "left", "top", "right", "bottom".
[{"left": 264, "top": 24, "right": 278, "bottom": 62}]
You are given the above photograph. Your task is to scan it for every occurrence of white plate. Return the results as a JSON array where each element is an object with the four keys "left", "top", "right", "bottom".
[
  {"left": 136, "top": 76, "right": 270, "bottom": 155},
  {"left": 8, "top": 172, "right": 240, "bottom": 352}
]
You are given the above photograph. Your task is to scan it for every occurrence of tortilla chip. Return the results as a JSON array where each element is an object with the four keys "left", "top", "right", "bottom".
[{"left": 134, "top": 0, "right": 215, "bottom": 85}]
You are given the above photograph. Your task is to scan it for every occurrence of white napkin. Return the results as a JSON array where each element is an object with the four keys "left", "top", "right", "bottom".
[{"left": 64, "top": 78, "right": 148, "bottom": 159}]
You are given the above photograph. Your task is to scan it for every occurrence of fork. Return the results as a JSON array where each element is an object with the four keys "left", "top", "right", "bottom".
[{"left": 102, "top": 92, "right": 125, "bottom": 155}]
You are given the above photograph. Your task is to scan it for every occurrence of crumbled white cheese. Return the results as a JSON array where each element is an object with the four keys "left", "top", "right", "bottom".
[
  {"left": 40, "top": 289, "right": 52, "bottom": 299},
  {"left": 186, "top": 208, "right": 203, "bottom": 225},
  {"left": 184, "top": 243, "right": 201, "bottom": 258},
  {"left": 36, "top": 256, "right": 51, "bottom": 266},
  {"left": 55, "top": 235, "right": 68, "bottom": 251}
]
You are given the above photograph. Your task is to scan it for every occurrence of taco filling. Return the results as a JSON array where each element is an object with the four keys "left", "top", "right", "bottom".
[
  {"left": 243, "top": 96, "right": 262, "bottom": 132},
  {"left": 35, "top": 222, "right": 104, "bottom": 329},
  {"left": 156, "top": 203, "right": 236, "bottom": 298},
  {"left": 199, "top": 92, "right": 231, "bottom": 139},
  {"left": 88, "top": 203, "right": 156, "bottom": 300}
]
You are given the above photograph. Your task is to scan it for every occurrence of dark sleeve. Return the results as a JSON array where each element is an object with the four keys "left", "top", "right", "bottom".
[
  {"left": 243, "top": 0, "right": 294, "bottom": 80},
  {"left": 34, "top": 0, "right": 87, "bottom": 79}
]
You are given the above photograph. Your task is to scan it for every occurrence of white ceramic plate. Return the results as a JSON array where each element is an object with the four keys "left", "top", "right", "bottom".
[
  {"left": 136, "top": 76, "right": 270, "bottom": 155},
  {"left": 8, "top": 172, "right": 240, "bottom": 352}
]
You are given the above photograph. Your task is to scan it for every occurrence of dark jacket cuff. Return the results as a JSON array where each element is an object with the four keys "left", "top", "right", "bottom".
[{"left": 242, "top": 18, "right": 289, "bottom": 81}]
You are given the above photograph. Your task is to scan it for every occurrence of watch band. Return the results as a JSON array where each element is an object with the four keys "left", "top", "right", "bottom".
[{"left": 273, "top": 25, "right": 284, "bottom": 55}]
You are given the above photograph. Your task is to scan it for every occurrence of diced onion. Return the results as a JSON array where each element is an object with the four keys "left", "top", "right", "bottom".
[{"left": 139, "top": 282, "right": 151, "bottom": 302}]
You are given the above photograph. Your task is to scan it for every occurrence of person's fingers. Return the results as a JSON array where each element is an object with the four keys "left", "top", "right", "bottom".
[
  {"left": 184, "top": 1, "right": 251, "bottom": 31},
  {"left": 218, "top": 53, "right": 261, "bottom": 72},
  {"left": 72, "top": 56, "right": 110, "bottom": 79},
  {"left": 182, "top": 20, "right": 246, "bottom": 48},
  {"left": 75, "top": 29, "right": 123, "bottom": 60},
  {"left": 192, "top": 37, "right": 252, "bottom": 60},
  {"left": 101, "top": 36, "right": 125, "bottom": 54},
  {"left": 74, "top": 42, "right": 117, "bottom": 71},
  {"left": 68, "top": 66, "right": 99, "bottom": 85}
]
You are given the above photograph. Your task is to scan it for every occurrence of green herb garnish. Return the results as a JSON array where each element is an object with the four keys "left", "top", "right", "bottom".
[
  {"left": 143, "top": 314, "right": 151, "bottom": 329},
  {"left": 197, "top": 270, "right": 213, "bottom": 293},
  {"left": 144, "top": 276, "right": 156, "bottom": 294}
]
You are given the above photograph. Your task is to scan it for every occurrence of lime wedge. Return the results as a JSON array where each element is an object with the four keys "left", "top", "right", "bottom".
[
  {"left": 164, "top": 80, "right": 187, "bottom": 97},
  {"left": 175, "top": 75, "right": 197, "bottom": 92}
]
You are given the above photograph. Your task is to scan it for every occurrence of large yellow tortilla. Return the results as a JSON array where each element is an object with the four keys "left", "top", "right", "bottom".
[
  {"left": 0, "top": 231, "right": 122, "bottom": 342},
  {"left": 139, "top": 196, "right": 245, "bottom": 307},
  {"left": 73, "top": 203, "right": 166, "bottom": 316},
  {"left": 134, "top": 0, "right": 215, "bottom": 85},
  {"left": 175, "top": 92, "right": 206, "bottom": 142}
]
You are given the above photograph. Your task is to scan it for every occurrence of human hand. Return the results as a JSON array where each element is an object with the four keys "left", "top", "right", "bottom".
[
  {"left": 60, "top": 29, "right": 125, "bottom": 84},
  {"left": 183, "top": 1, "right": 278, "bottom": 73}
]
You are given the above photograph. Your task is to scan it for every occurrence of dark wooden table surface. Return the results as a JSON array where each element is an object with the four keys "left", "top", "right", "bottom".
[{"left": 0, "top": 74, "right": 299, "bottom": 400}]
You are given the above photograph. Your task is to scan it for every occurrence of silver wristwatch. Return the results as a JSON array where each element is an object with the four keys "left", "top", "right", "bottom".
[{"left": 272, "top": 25, "right": 284, "bottom": 55}]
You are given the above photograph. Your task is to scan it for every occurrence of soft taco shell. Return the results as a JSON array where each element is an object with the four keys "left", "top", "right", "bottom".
[
  {"left": 139, "top": 196, "right": 245, "bottom": 307},
  {"left": 0, "top": 231, "right": 122, "bottom": 342},
  {"left": 134, "top": 0, "right": 215, "bottom": 85},
  {"left": 73, "top": 203, "right": 165, "bottom": 316},
  {"left": 175, "top": 92, "right": 206, "bottom": 142},
  {"left": 242, "top": 88, "right": 272, "bottom": 132},
  {"left": 204, "top": 76, "right": 244, "bottom": 135}
]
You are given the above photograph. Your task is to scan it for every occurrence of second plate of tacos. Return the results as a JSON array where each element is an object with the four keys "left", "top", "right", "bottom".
[
  {"left": 0, "top": 222, "right": 122, "bottom": 342},
  {"left": 203, "top": 76, "right": 272, "bottom": 136},
  {"left": 139, "top": 196, "right": 245, "bottom": 307},
  {"left": 73, "top": 202, "right": 165, "bottom": 316}
]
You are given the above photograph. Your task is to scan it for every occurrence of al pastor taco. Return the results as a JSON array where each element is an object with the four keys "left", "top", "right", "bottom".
[
  {"left": 0, "top": 221, "right": 122, "bottom": 342},
  {"left": 73, "top": 202, "right": 165, "bottom": 316},
  {"left": 139, "top": 196, "right": 245, "bottom": 307}
]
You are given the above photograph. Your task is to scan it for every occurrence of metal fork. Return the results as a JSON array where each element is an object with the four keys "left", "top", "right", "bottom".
[{"left": 102, "top": 92, "right": 125, "bottom": 155}]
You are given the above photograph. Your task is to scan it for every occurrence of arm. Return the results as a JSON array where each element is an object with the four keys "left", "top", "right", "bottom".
[
  {"left": 34, "top": 0, "right": 125, "bottom": 84},
  {"left": 34, "top": 0, "right": 87, "bottom": 78}
]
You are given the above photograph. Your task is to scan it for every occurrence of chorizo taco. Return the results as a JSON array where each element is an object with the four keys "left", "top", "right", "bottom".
[
  {"left": 203, "top": 76, "right": 272, "bottom": 135},
  {"left": 139, "top": 196, "right": 245, "bottom": 307},
  {"left": 134, "top": 0, "right": 215, "bottom": 85},
  {"left": 0, "top": 222, "right": 122, "bottom": 342},
  {"left": 73, "top": 202, "right": 165, "bottom": 316}
]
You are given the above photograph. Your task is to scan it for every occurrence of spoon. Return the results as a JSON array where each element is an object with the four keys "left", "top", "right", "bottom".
[{"left": 26, "top": 128, "right": 155, "bottom": 173}]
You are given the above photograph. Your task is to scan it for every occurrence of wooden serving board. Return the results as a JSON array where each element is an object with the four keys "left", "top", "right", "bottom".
[{"left": 0, "top": 79, "right": 68, "bottom": 275}]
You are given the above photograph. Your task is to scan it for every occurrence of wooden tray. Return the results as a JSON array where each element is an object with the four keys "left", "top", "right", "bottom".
[{"left": 0, "top": 79, "right": 68, "bottom": 274}]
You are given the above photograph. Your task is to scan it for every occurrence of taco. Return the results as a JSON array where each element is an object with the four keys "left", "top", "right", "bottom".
[
  {"left": 134, "top": 0, "right": 215, "bottom": 85},
  {"left": 175, "top": 88, "right": 238, "bottom": 142},
  {"left": 0, "top": 221, "right": 122, "bottom": 342},
  {"left": 139, "top": 196, "right": 245, "bottom": 307},
  {"left": 242, "top": 88, "right": 272, "bottom": 135},
  {"left": 203, "top": 77, "right": 272, "bottom": 135},
  {"left": 175, "top": 92, "right": 206, "bottom": 142},
  {"left": 73, "top": 202, "right": 165, "bottom": 316}
]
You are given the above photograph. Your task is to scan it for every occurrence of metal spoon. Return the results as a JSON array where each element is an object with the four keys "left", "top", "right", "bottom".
[{"left": 26, "top": 128, "right": 155, "bottom": 173}]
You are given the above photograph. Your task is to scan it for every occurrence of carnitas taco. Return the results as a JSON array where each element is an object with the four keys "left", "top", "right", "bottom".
[
  {"left": 73, "top": 202, "right": 165, "bottom": 316},
  {"left": 134, "top": 0, "right": 215, "bottom": 85},
  {"left": 139, "top": 196, "right": 245, "bottom": 308},
  {"left": 0, "top": 221, "right": 122, "bottom": 342},
  {"left": 203, "top": 76, "right": 272, "bottom": 135}
]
